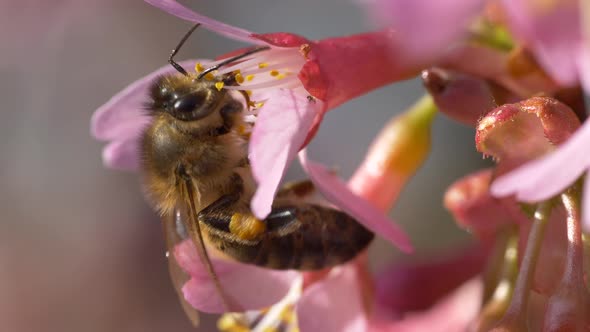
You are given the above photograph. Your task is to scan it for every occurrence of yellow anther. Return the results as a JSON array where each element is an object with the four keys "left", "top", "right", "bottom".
[
  {"left": 235, "top": 73, "right": 245, "bottom": 84},
  {"left": 281, "top": 308, "right": 296, "bottom": 324},
  {"left": 204, "top": 72, "right": 215, "bottom": 81},
  {"left": 270, "top": 70, "right": 280, "bottom": 77},
  {"left": 195, "top": 62, "right": 205, "bottom": 73},
  {"left": 215, "top": 81, "right": 225, "bottom": 91},
  {"left": 217, "top": 314, "right": 250, "bottom": 332},
  {"left": 258, "top": 62, "right": 269, "bottom": 69},
  {"left": 230, "top": 213, "right": 266, "bottom": 240},
  {"left": 246, "top": 74, "right": 255, "bottom": 81}
]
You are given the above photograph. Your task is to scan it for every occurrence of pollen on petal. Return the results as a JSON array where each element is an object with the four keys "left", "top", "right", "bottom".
[
  {"left": 195, "top": 62, "right": 205, "bottom": 73},
  {"left": 258, "top": 62, "right": 269, "bottom": 69},
  {"left": 270, "top": 70, "right": 280, "bottom": 77},
  {"left": 215, "top": 81, "right": 225, "bottom": 91},
  {"left": 246, "top": 74, "right": 255, "bottom": 81}
]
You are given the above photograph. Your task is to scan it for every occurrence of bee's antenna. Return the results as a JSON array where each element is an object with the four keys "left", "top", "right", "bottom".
[
  {"left": 169, "top": 23, "right": 201, "bottom": 76},
  {"left": 197, "top": 46, "right": 271, "bottom": 80}
]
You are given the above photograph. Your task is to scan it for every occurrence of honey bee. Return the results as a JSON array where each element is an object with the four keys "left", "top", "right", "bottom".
[{"left": 141, "top": 24, "right": 374, "bottom": 318}]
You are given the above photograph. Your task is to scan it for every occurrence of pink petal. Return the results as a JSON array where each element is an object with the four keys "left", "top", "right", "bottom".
[
  {"left": 298, "top": 150, "right": 413, "bottom": 253},
  {"left": 174, "top": 240, "right": 298, "bottom": 313},
  {"left": 144, "top": 0, "right": 263, "bottom": 44},
  {"left": 374, "top": 246, "right": 487, "bottom": 314},
  {"left": 364, "top": 0, "right": 485, "bottom": 61},
  {"left": 500, "top": 0, "right": 582, "bottom": 85},
  {"left": 371, "top": 278, "right": 483, "bottom": 332},
  {"left": 102, "top": 138, "right": 141, "bottom": 171},
  {"left": 249, "top": 90, "right": 319, "bottom": 219},
  {"left": 303, "top": 30, "right": 420, "bottom": 109},
  {"left": 296, "top": 265, "right": 368, "bottom": 332},
  {"left": 91, "top": 60, "right": 197, "bottom": 141},
  {"left": 491, "top": 119, "right": 590, "bottom": 202}
]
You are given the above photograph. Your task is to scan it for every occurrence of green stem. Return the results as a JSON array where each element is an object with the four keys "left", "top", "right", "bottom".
[{"left": 493, "top": 201, "right": 553, "bottom": 330}]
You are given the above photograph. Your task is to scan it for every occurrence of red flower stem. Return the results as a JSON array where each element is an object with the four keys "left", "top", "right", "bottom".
[
  {"left": 560, "top": 190, "right": 584, "bottom": 288},
  {"left": 541, "top": 189, "right": 590, "bottom": 330},
  {"left": 475, "top": 231, "right": 519, "bottom": 331},
  {"left": 493, "top": 201, "right": 553, "bottom": 330}
]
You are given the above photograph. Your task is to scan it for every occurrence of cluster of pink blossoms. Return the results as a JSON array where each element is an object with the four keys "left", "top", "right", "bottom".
[{"left": 92, "top": 0, "right": 590, "bottom": 331}]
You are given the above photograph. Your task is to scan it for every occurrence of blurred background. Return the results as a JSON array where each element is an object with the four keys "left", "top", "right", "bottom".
[{"left": 0, "top": 1, "right": 489, "bottom": 331}]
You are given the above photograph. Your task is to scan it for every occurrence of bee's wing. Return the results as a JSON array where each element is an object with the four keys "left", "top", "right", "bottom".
[{"left": 162, "top": 209, "right": 200, "bottom": 327}]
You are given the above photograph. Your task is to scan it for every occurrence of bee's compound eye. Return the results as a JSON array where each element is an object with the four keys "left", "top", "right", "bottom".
[{"left": 173, "top": 92, "right": 207, "bottom": 114}]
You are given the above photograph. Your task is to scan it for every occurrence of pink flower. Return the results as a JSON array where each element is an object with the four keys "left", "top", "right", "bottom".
[
  {"left": 171, "top": 93, "right": 437, "bottom": 328},
  {"left": 91, "top": 0, "right": 419, "bottom": 241}
]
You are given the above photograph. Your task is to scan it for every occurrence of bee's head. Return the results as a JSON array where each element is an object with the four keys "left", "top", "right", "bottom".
[{"left": 147, "top": 75, "right": 224, "bottom": 121}]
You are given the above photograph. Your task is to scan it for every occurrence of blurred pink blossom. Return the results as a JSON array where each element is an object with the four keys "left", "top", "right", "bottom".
[{"left": 364, "top": 0, "right": 590, "bottom": 233}]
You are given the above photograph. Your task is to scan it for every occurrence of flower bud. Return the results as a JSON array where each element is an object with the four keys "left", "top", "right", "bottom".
[
  {"left": 476, "top": 96, "right": 581, "bottom": 174},
  {"left": 422, "top": 68, "right": 496, "bottom": 126},
  {"left": 349, "top": 95, "right": 436, "bottom": 211},
  {"left": 444, "top": 169, "right": 514, "bottom": 240}
]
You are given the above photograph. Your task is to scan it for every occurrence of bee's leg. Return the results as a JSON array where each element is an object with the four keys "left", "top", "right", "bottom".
[
  {"left": 197, "top": 173, "right": 244, "bottom": 229},
  {"left": 199, "top": 174, "right": 297, "bottom": 241}
]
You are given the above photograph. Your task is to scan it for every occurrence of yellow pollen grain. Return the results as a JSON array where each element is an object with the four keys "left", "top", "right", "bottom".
[
  {"left": 217, "top": 315, "right": 249, "bottom": 332},
  {"left": 229, "top": 213, "right": 266, "bottom": 240},
  {"left": 262, "top": 328, "right": 278, "bottom": 332},
  {"left": 276, "top": 74, "right": 286, "bottom": 80},
  {"left": 246, "top": 74, "right": 255, "bottom": 81},
  {"left": 215, "top": 81, "right": 225, "bottom": 91},
  {"left": 235, "top": 73, "right": 245, "bottom": 84},
  {"left": 280, "top": 307, "right": 296, "bottom": 324},
  {"left": 237, "top": 124, "right": 248, "bottom": 135},
  {"left": 204, "top": 72, "right": 215, "bottom": 81},
  {"left": 258, "top": 62, "right": 269, "bottom": 69},
  {"left": 270, "top": 70, "right": 280, "bottom": 77},
  {"left": 255, "top": 102, "right": 265, "bottom": 109},
  {"left": 246, "top": 90, "right": 253, "bottom": 96},
  {"left": 195, "top": 62, "right": 205, "bottom": 73}
]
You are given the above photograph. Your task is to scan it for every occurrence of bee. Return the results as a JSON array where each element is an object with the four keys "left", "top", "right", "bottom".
[{"left": 141, "top": 24, "right": 374, "bottom": 317}]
